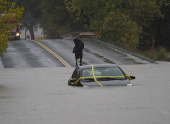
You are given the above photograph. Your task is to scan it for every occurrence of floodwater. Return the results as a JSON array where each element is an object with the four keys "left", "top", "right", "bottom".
[{"left": 0, "top": 62, "right": 170, "bottom": 124}]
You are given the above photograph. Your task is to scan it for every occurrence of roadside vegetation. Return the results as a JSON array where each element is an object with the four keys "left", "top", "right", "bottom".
[
  {"left": 104, "top": 39, "right": 170, "bottom": 61},
  {"left": 143, "top": 47, "right": 170, "bottom": 61},
  {"left": 1, "top": 0, "right": 170, "bottom": 61},
  {"left": 0, "top": 0, "right": 24, "bottom": 56}
]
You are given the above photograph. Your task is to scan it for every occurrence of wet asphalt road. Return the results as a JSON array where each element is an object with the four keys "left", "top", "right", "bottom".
[
  {"left": 1, "top": 39, "right": 151, "bottom": 68},
  {"left": 0, "top": 62, "right": 170, "bottom": 124}
]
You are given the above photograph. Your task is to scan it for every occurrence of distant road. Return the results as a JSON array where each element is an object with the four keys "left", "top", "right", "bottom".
[{"left": 1, "top": 39, "right": 152, "bottom": 68}]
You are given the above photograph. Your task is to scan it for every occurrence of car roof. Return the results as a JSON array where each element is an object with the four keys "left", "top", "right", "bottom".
[{"left": 77, "top": 64, "right": 118, "bottom": 71}]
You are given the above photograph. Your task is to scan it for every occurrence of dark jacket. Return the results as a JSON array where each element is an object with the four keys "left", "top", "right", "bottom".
[{"left": 73, "top": 38, "right": 84, "bottom": 54}]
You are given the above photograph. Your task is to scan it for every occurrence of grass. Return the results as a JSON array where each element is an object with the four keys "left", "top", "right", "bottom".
[
  {"left": 143, "top": 47, "right": 170, "bottom": 61},
  {"left": 101, "top": 38, "right": 170, "bottom": 62},
  {"left": 35, "top": 36, "right": 46, "bottom": 40}
]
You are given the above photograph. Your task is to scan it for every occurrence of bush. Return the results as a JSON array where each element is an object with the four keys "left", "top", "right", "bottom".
[{"left": 154, "top": 47, "right": 169, "bottom": 61}]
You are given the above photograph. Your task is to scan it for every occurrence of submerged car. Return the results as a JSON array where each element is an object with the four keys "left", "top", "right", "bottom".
[{"left": 68, "top": 64, "right": 135, "bottom": 87}]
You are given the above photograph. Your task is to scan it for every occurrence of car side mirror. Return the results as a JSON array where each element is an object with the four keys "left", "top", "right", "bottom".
[
  {"left": 68, "top": 78, "right": 76, "bottom": 85},
  {"left": 129, "top": 76, "right": 135, "bottom": 80},
  {"left": 70, "top": 78, "right": 76, "bottom": 82}
]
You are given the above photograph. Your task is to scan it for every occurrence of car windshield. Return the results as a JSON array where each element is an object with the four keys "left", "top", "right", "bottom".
[{"left": 81, "top": 67, "right": 124, "bottom": 78}]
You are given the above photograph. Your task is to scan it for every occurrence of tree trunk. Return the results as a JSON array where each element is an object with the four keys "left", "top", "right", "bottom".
[
  {"left": 28, "top": 23, "right": 35, "bottom": 40},
  {"left": 151, "top": 36, "right": 155, "bottom": 50}
]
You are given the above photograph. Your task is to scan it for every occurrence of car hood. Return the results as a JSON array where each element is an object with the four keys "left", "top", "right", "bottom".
[{"left": 81, "top": 80, "right": 131, "bottom": 87}]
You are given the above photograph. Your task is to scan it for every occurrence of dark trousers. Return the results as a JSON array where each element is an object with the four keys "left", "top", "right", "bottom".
[
  {"left": 75, "top": 53, "right": 83, "bottom": 59},
  {"left": 75, "top": 52, "right": 83, "bottom": 66}
]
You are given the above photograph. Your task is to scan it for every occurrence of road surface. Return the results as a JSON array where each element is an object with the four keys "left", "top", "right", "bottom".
[{"left": 1, "top": 39, "right": 152, "bottom": 68}]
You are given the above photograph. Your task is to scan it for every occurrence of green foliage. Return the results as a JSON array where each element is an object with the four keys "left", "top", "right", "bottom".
[
  {"left": 5, "top": 0, "right": 170, "bottom": 52},
  {"left": 154, "top": 47, "right": 168, "bottom": 60},
  {"left": 15, "top": 0, "right": 41, "bottom": 40},
  {"left": 141, "top": 46, "right": 169, "bottom": 61},
  {"left": 153, "top": 0, "right": 170, "bottom": 50},
  {"left": 65, "top": 0, "right": 168, "bottom": 48},
  {"left": 0, "top": 0, "right": 24, "bottom": 56},
  {"left": 40, "top": 0, "right": 73, "bottom": 37}
]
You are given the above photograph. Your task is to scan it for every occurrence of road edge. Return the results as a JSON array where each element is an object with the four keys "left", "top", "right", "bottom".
[
  {"left": 0, "top": 57, "right": 4, "bottom": 69},
  {"left": 88, "top": 39, "right": 157, "bottom": 64}
]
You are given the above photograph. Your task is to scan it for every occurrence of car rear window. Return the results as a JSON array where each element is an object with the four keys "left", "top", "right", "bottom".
[{"left": 81, "top": 67, "right": 124, "bottom": 77}]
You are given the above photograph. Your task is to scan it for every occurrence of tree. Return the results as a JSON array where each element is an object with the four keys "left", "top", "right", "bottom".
[
  {"left": 40, "top": 0, "right": 67, "bottom": 37},
  {"left": 40, "top": 0, "right": 80, "bottom": 38},
  {"left": 0, "top": 0, "right": 24, "bottom": 56},
  {"left": 137, "top": 0, "right": 170, "bottom": 51},
  {"left": 65, "top": 0, "right": 167, "bottom": 48},
  {"left": 154, "top": 0, "right": 170, "bottom": 50},
  {"left": 9, "top": 0, "right": 42, "bottom": 40}
]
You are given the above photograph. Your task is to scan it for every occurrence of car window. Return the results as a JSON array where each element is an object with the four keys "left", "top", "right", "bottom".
[
  {"left": 76, "top": 71, "right": 80, "bottom": 79},
  {"left": 81, "top": 67, "right": 124, "bottom": 77},
  {"left": 72, "top": 68, "right": 80, "bottom": 79},
  {"left": 72, "top": 69, "right": 77, "bottom": 78},
  {"left": 82, "top": 69, "right": 92, "bottom": 77},
  {"left": 101, "top": 67, "right": 124, "bottom": 76}
]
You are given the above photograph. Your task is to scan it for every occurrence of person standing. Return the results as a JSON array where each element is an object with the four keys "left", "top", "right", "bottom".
[{"left": 73, "top": 36, "right": 84, "bottom": 66}]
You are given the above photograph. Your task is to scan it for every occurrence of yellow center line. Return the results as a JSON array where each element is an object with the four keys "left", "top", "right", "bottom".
[{"left": 32, "top": 40, "right": 71, "bottom": 67}]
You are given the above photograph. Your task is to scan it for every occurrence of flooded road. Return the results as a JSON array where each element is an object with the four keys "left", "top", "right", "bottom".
[
  {"left": 0, "top": 38, "right": 168, "bottom": 124},
  {"left": 0, "top": 62, "right": 170, "bottom": 124}
]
